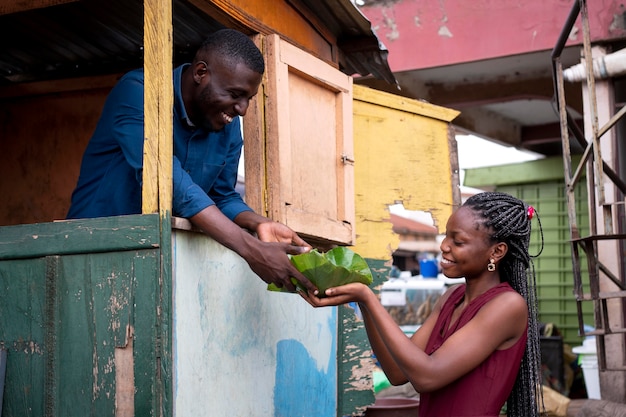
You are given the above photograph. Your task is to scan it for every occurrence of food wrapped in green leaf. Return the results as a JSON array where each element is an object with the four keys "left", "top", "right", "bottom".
[{"left": 268, "top": 246, "right": 373, "bottom": 296}]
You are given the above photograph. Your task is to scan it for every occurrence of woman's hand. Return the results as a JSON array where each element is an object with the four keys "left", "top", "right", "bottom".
[{"left": 299, "top": 282, "right": 371, "bottom": 307}]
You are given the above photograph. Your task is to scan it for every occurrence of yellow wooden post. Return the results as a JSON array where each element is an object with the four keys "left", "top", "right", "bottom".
[
  {"left": 142, "top": 2, "right": 173, "bottom": 415},
  {"left": 143, "top": 0, "right": 173, "bottom": 216}
]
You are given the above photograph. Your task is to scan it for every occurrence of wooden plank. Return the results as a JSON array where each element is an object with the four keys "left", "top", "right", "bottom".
[
  {"left": 264, "top": 34, "right": 286, "bottom": 224},
  {"left": 115, "top": 325, "right": 135, "bottom": 417},
  {"left": 337, "top": 258, "right": 388, "bottom": 416},
  {"left": 354, "top": 83, "right": 459, "bottom": 123},
  {"left": 242, "top": 34, "right": 267, "bottom": 215},
  {"left": 142, "top": 0, "right": 173, "bottom": 215},
  {"left": 0, "top": 347, "right": 5, "bottom": 414},
  {"left": 0, "top": 0, "right": 77, "bottom": 15},
  {"left": 338, "top": 70, "right": 354, "bottom": 228},
  {"left": 0, "top": 74, "right": 119, "bottom": 99},
  {"left": 187, "top": 0, "right": 336, "bottom": 64},
  {"left": 44, "top": 256, "right": 59, "bottom": 415},
  {"left": 0, "top": 249, "right": 161, "bottom": 415},
  {"left": 143, "top": 5, "right": 173, "bottom": 417},
  {"left": 0, "top": 214, "right": 160, "bottom": 260},
  {"left": 132, "top": 250, "right": 162, "bottom": 416},
  {"left": 53, "top": 254, "right": 121, "bottom": 415},
  {"left": 280, "top": 40, "right": 350, "bottom": 92},
  {"left": 0, "top": 258, "right": 47, "bottom": 416},
  {"left": 352, "top": 84, "right": 460, "bottom": 260},
  {"left": 575, "top": 399, "right": 626, "bottom": 416}
]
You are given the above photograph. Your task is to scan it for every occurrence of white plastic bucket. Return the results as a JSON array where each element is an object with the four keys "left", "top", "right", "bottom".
[{"left": 572, "top": 338, "right": 601, "bottom": 399}]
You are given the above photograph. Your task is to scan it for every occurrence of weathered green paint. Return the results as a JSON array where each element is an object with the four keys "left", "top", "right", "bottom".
[
  {"left": 133, "top": 246, "right": 163, "bottom": 417},
  {"left": 337, "top": 258, "right": 390, "bottom": 417},
  {"left": 0, "top": 214, "right": 161, "bottom": 260},
  {"left": 0, "top": 214, "right": 163, "bottom": 417},
  {"left": 156, "top": 211, "right": 172, "bottom": 417},
  {"left": 0, "top": 258, "right": 47, "bottom": 416}
]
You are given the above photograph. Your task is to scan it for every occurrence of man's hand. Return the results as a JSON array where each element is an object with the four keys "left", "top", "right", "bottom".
[
  {"left": 244, "top": 239, "right": 318, "bottom": 294},
  {"left": 191, "top": 207, "right": 318, "bottom": 294},
  {"left": 256, "top": 220, "right": 312, "bottom": 248}
]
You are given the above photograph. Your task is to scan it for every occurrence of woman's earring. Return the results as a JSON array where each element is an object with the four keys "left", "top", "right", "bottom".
[{"left": 487, "top": 259, "right": 496, "bottom": 272}]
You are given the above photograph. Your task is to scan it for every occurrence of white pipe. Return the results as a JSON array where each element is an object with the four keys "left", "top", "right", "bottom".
[{"left": 563, "top": 47, "right": 626, "bottom": 82}]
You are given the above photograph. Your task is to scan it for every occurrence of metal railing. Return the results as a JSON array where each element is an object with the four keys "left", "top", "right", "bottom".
[{"left": 551, "top": 0, "right": 626, "bottom": 371}]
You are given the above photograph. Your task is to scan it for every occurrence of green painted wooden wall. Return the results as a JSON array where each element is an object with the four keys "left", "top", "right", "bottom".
[
  {"left": 0, "top": 214, "right": 165, "bottom": 416},
  {"left": 337, "top": 259, "right": 390, "bottom": 417}
]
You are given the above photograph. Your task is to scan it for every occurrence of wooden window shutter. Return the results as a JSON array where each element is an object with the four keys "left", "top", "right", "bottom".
[{"left": 262, "top": 34, "right": 355, "bottom": 246}]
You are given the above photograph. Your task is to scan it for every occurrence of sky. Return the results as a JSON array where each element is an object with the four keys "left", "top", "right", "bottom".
[{"left": 455, "top": 134, "right": 543, "bottom": 170}]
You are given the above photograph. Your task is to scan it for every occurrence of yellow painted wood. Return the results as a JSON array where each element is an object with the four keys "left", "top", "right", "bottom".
[
  {"left": 352, "top": 84, "right": 460, "bottom": 260},
  {"left": 143, "top": 0, "right": 173, "bottom": 216},
  {"left": 142, "top": 6, "right": 174, "bottom": 415}
]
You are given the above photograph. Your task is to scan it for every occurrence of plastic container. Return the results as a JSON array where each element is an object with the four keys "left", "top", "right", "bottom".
[
  {"left": 572, "top": 337, "right": 600, "bottom": 399},
  {"left": 419, "top": 259, "right": 438, "bottom": 278},
  {"left": 364, "top": 397, "right": 420, "bottom": 417}
]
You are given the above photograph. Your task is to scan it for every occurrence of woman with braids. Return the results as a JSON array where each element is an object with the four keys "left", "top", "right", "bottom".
[{"left": 301, "top": 191, "right": 544, "bottom": 417}]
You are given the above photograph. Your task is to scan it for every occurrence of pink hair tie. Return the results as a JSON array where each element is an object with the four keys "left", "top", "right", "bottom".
[{"left": 527, "top": 206, "right": 535, "bottom": 220}]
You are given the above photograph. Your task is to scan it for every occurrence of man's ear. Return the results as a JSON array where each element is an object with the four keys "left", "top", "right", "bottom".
[
  {"left": 491, "top": 242, "right": 508, "bottom": 263},
  {"left": 193, "top": 60, "right": 209, "bottom": 84}
]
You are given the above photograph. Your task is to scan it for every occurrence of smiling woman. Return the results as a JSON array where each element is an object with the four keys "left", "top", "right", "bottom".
[{"left": 301, "top": 191, "right": 545, "bottom": 417}]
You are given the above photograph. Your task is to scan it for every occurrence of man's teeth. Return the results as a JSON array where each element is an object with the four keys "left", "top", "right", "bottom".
[{"left": 223, "top": 113, "right": 233, "bottom": 123}]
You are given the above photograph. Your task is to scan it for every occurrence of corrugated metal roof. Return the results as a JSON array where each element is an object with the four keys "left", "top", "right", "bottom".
[
  {"left": 0, "top": 0, "right": 396, "bottom": 86},
  {"left": 300, "top": 0, "right": 397, "bottom": 86}
]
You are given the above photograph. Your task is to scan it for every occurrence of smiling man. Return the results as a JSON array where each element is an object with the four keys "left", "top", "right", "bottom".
[{"left": 67, "top": 29, "right": 317, "bottom": 295}]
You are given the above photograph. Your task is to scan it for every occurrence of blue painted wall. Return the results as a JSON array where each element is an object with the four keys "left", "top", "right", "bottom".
[{"left": 172, "top": 230, "right": 338, "bottom": 416}]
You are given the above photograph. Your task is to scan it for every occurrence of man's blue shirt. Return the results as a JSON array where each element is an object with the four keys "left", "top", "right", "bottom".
[{"left": 67, "top": 64, "right": 252, "bottom": 220}]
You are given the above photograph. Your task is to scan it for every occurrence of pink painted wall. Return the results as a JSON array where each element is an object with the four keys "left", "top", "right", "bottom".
[{"left": 361, "top": 0, "right": 626, "bottom": 71}]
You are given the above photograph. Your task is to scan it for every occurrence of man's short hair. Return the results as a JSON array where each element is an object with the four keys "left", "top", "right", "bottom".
[{"left": 197, "top": 29, "right": 265, "bottom": 74}]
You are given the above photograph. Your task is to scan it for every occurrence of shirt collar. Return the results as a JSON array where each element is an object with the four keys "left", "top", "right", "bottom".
[{"left": 174, "top": 63, "right": 195, "bottom": 128}]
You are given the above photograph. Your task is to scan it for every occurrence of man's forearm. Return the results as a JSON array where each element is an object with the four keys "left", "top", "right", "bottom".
[
  {"left": 189, "top": 205, "right": 258, "bottom": 259},
  {"left": 232, "top": 210, "right": 271, "bottom": 234}
]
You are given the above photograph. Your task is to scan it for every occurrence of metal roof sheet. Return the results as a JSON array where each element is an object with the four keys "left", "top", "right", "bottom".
[{"left": 0, "top": 0, "right": 396, "bottom": 86}]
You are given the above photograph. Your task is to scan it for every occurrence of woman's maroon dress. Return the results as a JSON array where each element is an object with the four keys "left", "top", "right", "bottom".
[{"left": 418, "top": 282, "right": 527, "bottom": 417}]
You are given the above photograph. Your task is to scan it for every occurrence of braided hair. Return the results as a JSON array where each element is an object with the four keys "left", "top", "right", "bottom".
[{"left": 463, "top": 191, "right": 544, "bottom": 417}]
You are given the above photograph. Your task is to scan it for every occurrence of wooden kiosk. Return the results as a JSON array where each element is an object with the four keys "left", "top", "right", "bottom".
[{"left": 0, "top": 1, "right": 459, "bottom": 415}]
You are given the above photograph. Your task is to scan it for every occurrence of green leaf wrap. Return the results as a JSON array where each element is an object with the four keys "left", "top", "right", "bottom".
[{"left": 267, "top": 246, "right": 373, "bottom": 296}]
